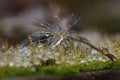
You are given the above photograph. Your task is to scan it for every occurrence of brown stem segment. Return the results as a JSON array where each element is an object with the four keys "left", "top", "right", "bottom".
[{"left": 67, "top": 35, "right": 116, "bottom": 61}]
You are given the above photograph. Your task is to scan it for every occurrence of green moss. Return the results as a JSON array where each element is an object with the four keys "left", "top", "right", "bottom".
[
  {"left": 0, "top": 66, "right": 35, "bottom": 78},
  {"left": 37, "top": 65, "right": 79, "bottom": 76},
  {"left": 0, "top": 60, "right": 120, "bottom": 78},
  {"left": 0, "top": 30, "right": 120, "bottom": 78}
]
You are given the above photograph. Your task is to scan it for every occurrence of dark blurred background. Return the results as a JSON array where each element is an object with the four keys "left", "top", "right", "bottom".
[
  {"left": 58, "top": 0, "right": 120, "bottom": 32},
  {"left": 0, "top": 0, "right": 120, "bottom": 45}
]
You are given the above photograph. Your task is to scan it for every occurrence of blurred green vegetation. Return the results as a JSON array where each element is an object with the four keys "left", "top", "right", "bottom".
[{"left": 0, "top": 60, "right": 120, "bottom": 78}]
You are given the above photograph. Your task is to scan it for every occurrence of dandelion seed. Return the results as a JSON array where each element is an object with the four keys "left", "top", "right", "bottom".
[{"left": 0, "top": 3, "right": 119, "bottom": 67}]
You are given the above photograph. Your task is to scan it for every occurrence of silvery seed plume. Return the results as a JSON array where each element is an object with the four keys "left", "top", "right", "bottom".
[
  {"left": 20, "top": 3, "right": 116, "bottom": 61},
  {"left": 20, "top": 3, "right": 73, "bottom": 48}
]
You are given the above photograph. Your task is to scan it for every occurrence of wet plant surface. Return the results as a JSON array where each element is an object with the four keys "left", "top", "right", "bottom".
[
  {"left": 1, "top": 1, "right": 120, "bottom": 80},
  {"left": 0, "top": 33, "right": 120, "bottom": 79}
]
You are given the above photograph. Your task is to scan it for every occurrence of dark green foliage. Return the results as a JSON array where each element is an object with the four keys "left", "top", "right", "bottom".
[{"left": 0, "top": 60, "right": 120, "bottom": 78}]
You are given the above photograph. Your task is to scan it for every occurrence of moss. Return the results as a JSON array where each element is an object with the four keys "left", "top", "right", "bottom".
[
  {"left": 0, "top": 31, "right": 120, "bottom": 78},
  {"left": 0, "top": 60, "right": 120, "bottom": 78},
  {"left": 0, "top": 66, "right": 35, "bottom": 78}
]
